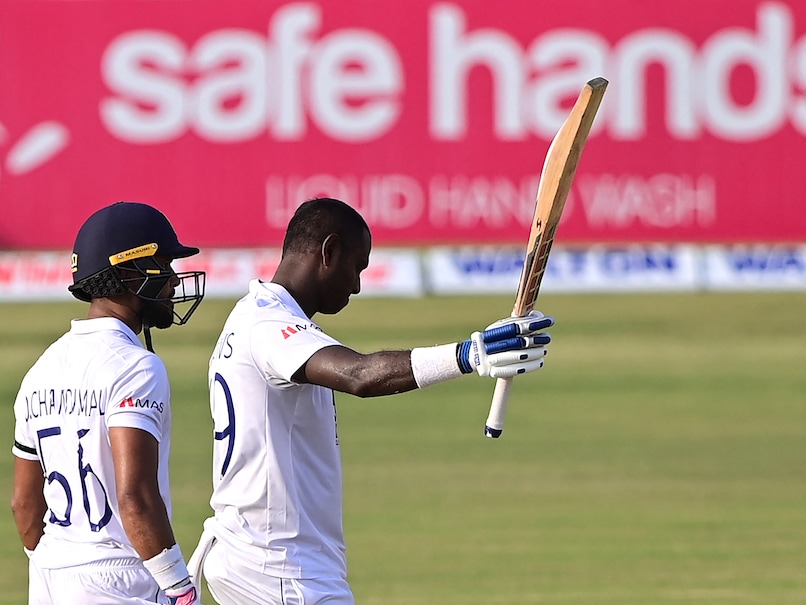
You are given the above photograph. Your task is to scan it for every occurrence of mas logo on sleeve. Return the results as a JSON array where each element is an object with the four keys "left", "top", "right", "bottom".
[
  {"left": 280, "top": 322, "right": 323, "bottom": 339},
  {"left": 119, "top": 397, "right": 165, "bottom": 413}
]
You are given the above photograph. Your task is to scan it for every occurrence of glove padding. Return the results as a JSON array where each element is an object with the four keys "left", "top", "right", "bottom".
[
  {"left": 165, "top": 579, "right": 201, "bottom": 605},
  {"left": 458, "top": 310, "right": 554, "bottom": 378}
]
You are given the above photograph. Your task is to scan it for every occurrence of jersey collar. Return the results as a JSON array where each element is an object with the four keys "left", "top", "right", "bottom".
[
  {"left": 250, "top": 279, "right": 309, "bottom": 319},
  {"left": 70, "top": 317, "right": 143, "bottom": 347}
]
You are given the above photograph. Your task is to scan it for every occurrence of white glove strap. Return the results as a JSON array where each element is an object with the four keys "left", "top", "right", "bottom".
[
  {"left": 410, "top": 343, "right": 463, "bottom": 388},
  {"left": 143, "top": 544, "right": 190, "bottom": 591},
  {"left": 470, "top": 331, "right": 490, "bottom": 377}
]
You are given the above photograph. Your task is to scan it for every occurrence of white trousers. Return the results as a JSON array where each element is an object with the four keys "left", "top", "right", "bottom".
[
  {"left": 29, "top": 557, "right": 165, "bottom": 605},
  {"left": 200, "top": 540, "right": 354, "bottom": 605}
]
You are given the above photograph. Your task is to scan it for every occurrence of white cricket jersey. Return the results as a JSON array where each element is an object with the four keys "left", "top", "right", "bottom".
[
  {"left": 12, "top": 317, "right": 173, "bottom": 569},
  {"left": 206, "top": 280, "right": 346, "bottom": 579}
]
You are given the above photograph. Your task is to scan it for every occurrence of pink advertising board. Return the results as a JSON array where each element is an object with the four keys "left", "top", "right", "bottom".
[{"left": 1, "top": 0, "right": 805, "bottom": 248}]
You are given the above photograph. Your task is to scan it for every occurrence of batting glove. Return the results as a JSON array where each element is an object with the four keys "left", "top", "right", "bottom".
[
  {"left": 165, "top": 579, "right": 201, "bottom": 605},
  {"left": 457, "top": 310, "right": 553, "bottom": 379}
]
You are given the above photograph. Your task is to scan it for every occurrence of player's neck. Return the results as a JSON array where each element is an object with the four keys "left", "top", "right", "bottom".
[
  {"left": 271, "top": 257, "right": 319, "bottom": 318},
  {"left": 85, "top": 296, "right": 144, "bottom": 335}
]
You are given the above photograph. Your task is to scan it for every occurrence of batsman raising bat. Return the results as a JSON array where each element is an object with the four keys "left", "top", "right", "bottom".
[
  {"left": 485, "top": 77, "right": 608, "bottom": 438},
  {"left": 187, "top": 197, "right": 554, "bottom": 605}
]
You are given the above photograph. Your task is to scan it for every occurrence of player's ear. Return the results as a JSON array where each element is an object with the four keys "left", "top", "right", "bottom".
[{"left": 321, "top": 233, "right": 341, "bottom": 268}]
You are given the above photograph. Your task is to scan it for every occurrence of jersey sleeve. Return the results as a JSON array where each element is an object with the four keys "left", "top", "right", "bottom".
[
  {"left": 250, "top": 311, "right": 342, "bottom": 383},
  {"left": 106, "top": 353, "right": 171, "bottom": 442}
]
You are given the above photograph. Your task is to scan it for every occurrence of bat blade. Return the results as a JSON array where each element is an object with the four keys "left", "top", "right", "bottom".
[{"left": 484, "top": 77, "right": 608, "bottom": 439}]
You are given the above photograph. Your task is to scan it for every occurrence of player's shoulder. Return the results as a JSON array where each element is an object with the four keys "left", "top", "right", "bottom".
[
  {"left": 21, "top": 332, "right": 69, "bottom": 370},
  {"left": 95, "top": 327, "right": 168, "bottom": 382},
  {"left": 110, "top": 348, "right": 170, "bottom": 401},
  {"left": 125, "top": 346, "right": 168, "bottom": 375},
  {"left": 239, "top": 280, "right": 302, "bottom": 319},
  {"left": 16, "top": 328, "right": 90, "bottom": 385}
]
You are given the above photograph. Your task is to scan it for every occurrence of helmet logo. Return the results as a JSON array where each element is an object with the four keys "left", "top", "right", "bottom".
[
  {"left": 71, "top": 253, "right": 78, "bottom": 273},
  {"left": 109, "top": 243, "right": 159, "bottom": 266}
]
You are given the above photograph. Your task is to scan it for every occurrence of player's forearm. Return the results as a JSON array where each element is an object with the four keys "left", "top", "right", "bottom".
[
  {"left": 120, "top": 493, "right": 198, "bottom": 601},
  {"left": 12, "top": 457, "right": 47, "bottom": 551},
  {"left": 118, "top": 492, "right": 177, "bottom": 560},
  {"left": 110, "top": 426, "right": 177, "bottom": 559},
  {"left": 309, "top": 349, "right": 420, "bottom": 397},
  {"left": 12, "top": 505, "right": 46, "bottom": 551},
  {"left": 301, "top": 317, "right": 553, "bottom": 397}
]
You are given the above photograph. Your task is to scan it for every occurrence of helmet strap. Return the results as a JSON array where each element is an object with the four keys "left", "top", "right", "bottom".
[{"left": 144, "top": 324, "right": 155, "bottom": 353}]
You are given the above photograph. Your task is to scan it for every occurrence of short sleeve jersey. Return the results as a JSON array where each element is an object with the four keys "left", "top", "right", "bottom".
[
  {"left": 206, "top": 280, "right": 345, "bottom": 579},
  {"left": 12, "top": 317, "right": 173, "bottom": 568}
]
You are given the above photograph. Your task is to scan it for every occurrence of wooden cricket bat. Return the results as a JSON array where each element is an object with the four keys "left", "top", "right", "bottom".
[{"left": 484, "top": 77, "right": 608, "bottom": 438}]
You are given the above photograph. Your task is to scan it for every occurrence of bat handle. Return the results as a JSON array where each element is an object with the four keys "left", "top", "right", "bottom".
[{"left": 484, "top": 376, "right": 513, "bottom": 438}]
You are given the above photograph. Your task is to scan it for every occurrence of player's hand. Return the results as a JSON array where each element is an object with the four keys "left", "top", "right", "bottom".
[
  {"left": 458, "top": 310, "right": 554, "bottom": 379},
  {"left": 165, "top": 579, "right": 202, "bottom": 605}
]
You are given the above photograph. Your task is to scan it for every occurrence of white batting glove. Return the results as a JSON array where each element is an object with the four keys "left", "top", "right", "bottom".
[{"left": 457, "top": 310, "right": 554, "bottom": 379}]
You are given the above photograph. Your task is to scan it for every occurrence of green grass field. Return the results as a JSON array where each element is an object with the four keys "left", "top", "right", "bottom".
[{"left": 1, "top": 293, "right": 805, "bottom": 604}]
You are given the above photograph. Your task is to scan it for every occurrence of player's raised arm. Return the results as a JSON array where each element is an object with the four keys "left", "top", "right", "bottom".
[{"left": 295, "top": 311, "right": 553, "bottom": 397}]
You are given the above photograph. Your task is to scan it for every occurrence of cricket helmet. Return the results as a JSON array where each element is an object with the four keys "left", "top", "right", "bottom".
[{"left": 69, "top": 201, "right": 205, "bottom": 326}]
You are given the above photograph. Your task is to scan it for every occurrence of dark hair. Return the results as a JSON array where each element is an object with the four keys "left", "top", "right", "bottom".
[{"left": 282, "top": 198, "right": 370, "bottom": 255}]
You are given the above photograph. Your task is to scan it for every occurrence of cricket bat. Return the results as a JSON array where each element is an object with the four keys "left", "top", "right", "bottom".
[{"left": 484, "top": 76, "right": 608, "bottom": 439}]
